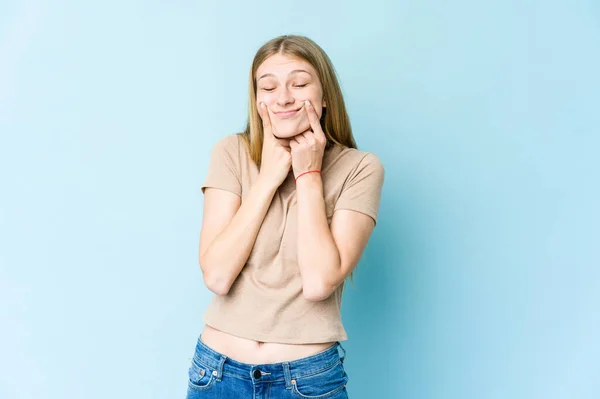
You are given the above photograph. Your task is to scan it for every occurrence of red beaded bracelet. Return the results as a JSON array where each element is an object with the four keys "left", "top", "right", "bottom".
[{"left": 295, "top": 170, "right": 321, "bottom": 183}]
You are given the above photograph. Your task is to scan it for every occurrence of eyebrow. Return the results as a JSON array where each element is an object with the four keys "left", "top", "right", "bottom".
[{"left": 257, "top": 69, "right": 312, "bottom": 81}]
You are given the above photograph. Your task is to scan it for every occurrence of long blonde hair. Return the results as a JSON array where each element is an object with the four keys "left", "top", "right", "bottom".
[{"left": 240, "top": 35, "right": 357, "bottom": 168}]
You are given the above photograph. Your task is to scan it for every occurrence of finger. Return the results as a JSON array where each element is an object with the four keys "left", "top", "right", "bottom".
[
  {"left": 279, "top": 138, "right": 291, "bottom": 149},
  {"left": 293, "top": 133, "right": 307, "bottom": 146},
  {"left": 304, "top": 100, "right": 327, "bottom": 143},
  {"left": 258, "top": 102, "right": 271, "bottom": 127},
  {"left": 258, "top": 102, "right": 275, "bottom": 140},
  {"left": 300, "top": 130, "right": 316, "bottom": 146}
]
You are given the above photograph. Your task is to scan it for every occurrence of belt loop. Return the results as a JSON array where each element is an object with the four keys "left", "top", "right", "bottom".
[
  {"left": 283, "top": 362, "right": 292, "bottom": 389},
  {"left": 337, "top": 342, "right": 347, "bottom": 363},
  {"left": 215, "top": 355, "right": 226, "bottom": 381}
]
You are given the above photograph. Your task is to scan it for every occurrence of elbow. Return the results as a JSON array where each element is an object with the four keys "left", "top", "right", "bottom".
[
  {"left": 300, "top": 255, "right": 340, "bottom": 302},
  {"left": 302, "top": 279, "right": 333, "bottom": 302},
  {"left": 205, "top": 276, "right": 231, "bottom": 296},
  {"left": 199, "top": 259, "right": 232, "bottom": 296}
]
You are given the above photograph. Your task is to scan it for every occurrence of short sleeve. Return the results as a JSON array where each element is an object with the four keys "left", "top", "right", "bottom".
[
  {"left": 200, "top": 134, "right": 242, "bottom": 197},
  {"left": 334, "top": 152, "right": 385, "bottom": 226}
]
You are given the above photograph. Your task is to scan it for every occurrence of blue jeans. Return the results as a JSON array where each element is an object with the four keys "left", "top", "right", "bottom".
[{"left": 185, "top": 334, "right": 349, "bottom": 398}]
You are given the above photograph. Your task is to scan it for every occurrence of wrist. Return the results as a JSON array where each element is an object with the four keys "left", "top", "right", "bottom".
[
  {"left": 257, "top": 173, "right": 281, "bottom": 192},
  {"left": 295, "top": 170, "right": 322, "bottom": 185}
]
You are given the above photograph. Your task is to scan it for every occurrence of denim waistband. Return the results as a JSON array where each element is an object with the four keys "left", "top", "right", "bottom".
[{"left": 192, "top": 334, "right": 347, "bottom": 386}]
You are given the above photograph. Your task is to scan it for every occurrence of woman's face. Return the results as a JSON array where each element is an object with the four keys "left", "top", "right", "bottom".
[{"left": 255, "top": 53, "right": 325, "bottom": 139}]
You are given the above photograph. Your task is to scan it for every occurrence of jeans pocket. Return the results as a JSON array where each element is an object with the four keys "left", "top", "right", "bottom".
[
  {"left": 291, "top": 360, "right": 349, "bottom": 399},
  {"left": 188, "top": 358, "right": 216, "bottom": 391}
]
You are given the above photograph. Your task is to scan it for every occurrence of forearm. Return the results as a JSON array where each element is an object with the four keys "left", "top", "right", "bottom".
[
  {"left": 201, "top": 177, "right": 278, "bottom": 295},
  {"left": 295, "top": 173, "right": 341, "bottom": 300}
]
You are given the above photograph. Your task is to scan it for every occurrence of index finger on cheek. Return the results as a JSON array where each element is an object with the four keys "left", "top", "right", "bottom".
[
  {"left": 304, "top": 100, "right": 326, "bottom": 139},
  {"left": 258, "top": 101, "right": 266, "bottom": 118},
  {"left": 304, "top": 100, "right": 319, "bottom": 124}
]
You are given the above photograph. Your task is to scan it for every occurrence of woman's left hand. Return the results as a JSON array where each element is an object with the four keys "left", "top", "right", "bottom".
[{"left": 290, "top": 100, "right": 327, "bottom": 179}]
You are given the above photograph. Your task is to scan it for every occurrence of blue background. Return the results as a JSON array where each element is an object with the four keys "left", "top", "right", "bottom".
[{"left": 1, "top": 1, "right": 598, "bottom": 398}]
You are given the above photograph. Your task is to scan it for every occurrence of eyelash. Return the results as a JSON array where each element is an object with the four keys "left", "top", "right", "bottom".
[{"left": 262, "top": 84, "right": 308, "bottom": 92}]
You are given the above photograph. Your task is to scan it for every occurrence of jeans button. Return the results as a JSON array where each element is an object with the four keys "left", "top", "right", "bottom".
[{"left": 253, "top": 369, "right": 261, "bottom": 379}]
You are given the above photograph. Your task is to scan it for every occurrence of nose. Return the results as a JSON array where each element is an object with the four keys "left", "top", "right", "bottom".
[{"left": 276, "top": 86, "right": 294, "bottom": 107}]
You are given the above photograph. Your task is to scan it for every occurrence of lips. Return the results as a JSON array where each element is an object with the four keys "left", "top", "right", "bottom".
[{"left": 274, "top": 108, "right": 301, "bottom": 118}]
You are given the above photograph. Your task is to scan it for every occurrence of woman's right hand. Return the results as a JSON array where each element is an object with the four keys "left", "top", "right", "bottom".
[{"left": 257, "top": 102, "right": 292, "bottom": 188}]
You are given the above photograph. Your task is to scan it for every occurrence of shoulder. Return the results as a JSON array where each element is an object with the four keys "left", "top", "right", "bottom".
[
  {"left": 212, "top": 133, "right": 242, "bottom": 152},
  {"left": 330, "top": 144, "right": 384, "bottom": 178},
  {"left": 208, "top": 133, "right": 247, "bottom": 163}
]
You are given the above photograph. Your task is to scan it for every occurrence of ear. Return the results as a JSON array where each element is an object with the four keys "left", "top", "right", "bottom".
[{"left": 322, "top": 98, "right": 326, "bottom": 108}]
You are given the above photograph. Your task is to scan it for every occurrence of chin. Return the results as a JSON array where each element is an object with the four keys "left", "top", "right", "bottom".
[
  {"left": 272, "top": 120, "right": 311, "bottom": 139},
  {"left": 272, "top": 129, "right": 300, "bottom": 139}
]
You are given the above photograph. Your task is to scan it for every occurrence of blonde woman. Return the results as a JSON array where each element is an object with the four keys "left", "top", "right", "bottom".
[{"left": 186, "top": 35, "right": 384, "bottom": 398}]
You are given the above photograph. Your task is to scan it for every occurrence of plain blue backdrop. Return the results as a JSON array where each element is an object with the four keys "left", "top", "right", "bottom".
[{"left": 1, "top": 0, "right": 598, "bottom": 398}]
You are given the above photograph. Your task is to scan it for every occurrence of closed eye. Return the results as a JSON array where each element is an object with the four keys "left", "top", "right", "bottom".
[{"left": 262, "top": 84, "right": 307, "bottom": 92}]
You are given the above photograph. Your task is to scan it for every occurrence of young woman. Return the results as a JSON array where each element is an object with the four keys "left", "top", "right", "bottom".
[{"left": 186, "top": 35, "right": 384, "bottom": 398}]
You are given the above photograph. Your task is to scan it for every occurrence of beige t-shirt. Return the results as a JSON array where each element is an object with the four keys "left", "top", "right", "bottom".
[{"left": 200, "top": 133, "right": 384, "bottom": 344}]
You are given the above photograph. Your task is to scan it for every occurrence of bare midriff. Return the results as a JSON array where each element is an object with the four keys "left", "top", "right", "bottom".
[{"left": 201, "top": 324, "right": 336, "bottom": 364}]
